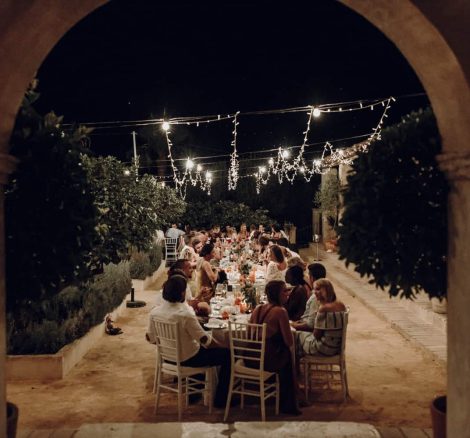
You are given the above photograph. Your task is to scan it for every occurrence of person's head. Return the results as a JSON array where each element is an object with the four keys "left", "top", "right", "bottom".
[
  {"left": 258, "top": 235, "right": 270, "bottom": 248},
  {"left": 240, "top": 223, "right": 247, "bottom": 232},
  {"left": 162, "top": 275, "right": 187, "bottom": 303},
  {"left": 169, "top": 259, "right": 193, "bottom": 279},
  {"left": 265, "top": 280, "right": 289, "bottom": 306},
  {"left": 276, "top": 237, "right": 289, "bottom": 247},
  {"left": 183, "top": 234, "right": 192, "bottom": 245},
  {"left": 308, "top": 263, "right": 326, "bottom": 282},
  {"left": 191, "top": 237, "right": 203, "bottom": 253},
  {"left": 171, "top": 223, "right": 177, "bottom": 229},
  {"left": 250, "top": 224, "right": 256, "bottom": 232},
  {"left": 288, "top": 256, "right": 307, "bottom": 270},
  {"left": 269, "top": 244, "right": 285, "bottom": 263},
  {"left": 313, "top": 278, "right": 337, "bottom": 303},
  {"left": 272, "top": 224, "right": 281, "bottom": 233},
  {"left": 258, "top": 224, "right": 265, "bottom": 232},
  {"left": 285, "top": 265, "right": 306, "bottom": 286},
  {"left": 200, "top": 243, "right": 215, "bottom": 259}
]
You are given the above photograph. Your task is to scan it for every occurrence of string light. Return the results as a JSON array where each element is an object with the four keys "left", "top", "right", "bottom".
[
  {"left": 254, "top": 97, "right": 394, "bottom": 193},
  {"left": 164, "top": 128, "right": 213, "bottom": 199},
  {"left": 228, "top": 111, "right": 240, "bottom": 190}
]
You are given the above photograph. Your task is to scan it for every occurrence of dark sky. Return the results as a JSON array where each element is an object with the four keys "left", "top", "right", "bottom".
[{"left": 34, "top": 0, "right": 428, "bottom": 172}]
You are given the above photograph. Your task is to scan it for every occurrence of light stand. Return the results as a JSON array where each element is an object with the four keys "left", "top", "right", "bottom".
[
  {"left": 313, "top": 234, "right": 322, "bottom": 261},
  {"left": 126, "top": 287, "right": 146, "bottom": 308}
]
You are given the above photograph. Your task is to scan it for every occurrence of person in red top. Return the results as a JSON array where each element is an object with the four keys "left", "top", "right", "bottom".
[{"left": 249, "top": 280, "right": 301, "bottom": 415}]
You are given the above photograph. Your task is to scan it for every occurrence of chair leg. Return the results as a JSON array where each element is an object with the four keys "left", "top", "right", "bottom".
[
  {"left": 275, "top": 374, "right": 280, "bottom": 416},
  {"left": 224, "top": 374, "right": 235, "bottom": 422},
  {"left": 304, "top": 362, "right": 309, "bottom": 402},
  {"left": 342, "top": 364, "right": 349, "bottom": 401},
  {"left": 154, "top": 368, "right": 162, "bottom": 414},
  {"left": 241, "top": 378, "right": 245, "bottom": 409},
  {"left": 177, "top": 377, "right": 183, "bottom": 421},
  {"left": 206, "top": 369, "right": 213, "bottom": 414},
  {"left": 260, "top": 379, "right": 266, "bottom": 422}
]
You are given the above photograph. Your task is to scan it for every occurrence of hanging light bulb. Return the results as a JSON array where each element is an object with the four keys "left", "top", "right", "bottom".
[
  {"left": 313, "top": 107, "right": 321, "bottom": 118},
  {"left": 282, "top": 149, "right": 290, "bottom": 159},
  {"left": 186, "top": 158, "right": 194, "bottom": 170},
  {"left": 161, "top": 121, "right": 170, "bottom": 131},
  {"left": 268, "top": 157, "right": 274, "bottom": 165},
  {"left": 259, "top": 166, "right": 266, "bottom": 174},
  {"left": 205, "top": 171, "right": 212, "bottom": 180},
  {"left": 196, "top": 164, "right": 202, "bottom": 172},
  {"left": 123, "top": 169, "right": 131, "bottom": 176},
  {"left": 300, "top": 166, "right": 305, "bottom": 173}
]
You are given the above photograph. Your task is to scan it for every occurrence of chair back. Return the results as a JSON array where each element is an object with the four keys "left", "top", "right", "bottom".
[
  {"left": 153, "top": 318, "right": 181, "bottom": 365},
  {"left": 339, "top": 308, "right": 350, "bottom": 360},
  {"left": 227, "top": 321, "right": 267, "bottom": 371}
]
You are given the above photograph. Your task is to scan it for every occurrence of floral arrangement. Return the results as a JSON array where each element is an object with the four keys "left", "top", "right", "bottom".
[
  {"left": 238, "top": 260, "right": 252, "bottom": 276},
  {"left": 241, "top": 281, "right": 257, "bottom": 309}
]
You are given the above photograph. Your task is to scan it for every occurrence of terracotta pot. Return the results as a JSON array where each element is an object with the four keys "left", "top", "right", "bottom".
[
  {"left": 7, "top": 402, "right": 18, "bottom": 438},
  {"left": 430, "top": 395, "right": 446, "bottom": 438}
]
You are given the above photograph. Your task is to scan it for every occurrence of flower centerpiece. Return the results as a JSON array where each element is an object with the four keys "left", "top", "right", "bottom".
[
  {"left": 238, "top": 260, "right": 252, "bottom": 276},
  {"left": 241, "top": 280, "right": 257, "bottom": 309}
]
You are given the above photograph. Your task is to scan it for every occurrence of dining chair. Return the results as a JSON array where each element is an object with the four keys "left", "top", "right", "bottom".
[
  {"left": 152, "top": 318, "right": 216, "bottom": 420},
  {"left": 300, "top": 308, "right": 350, "bottom": 402},
  {"left": 164, "top": 237, "right": 179, "bottom": 266},
  {"left": 224, "top": 321, "right": 280, "bottom": 422}
]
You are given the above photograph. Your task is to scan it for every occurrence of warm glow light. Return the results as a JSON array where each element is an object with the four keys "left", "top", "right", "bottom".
[
  {"left": 196, "top": 164, "right": 202, "bottom": 172},
  {"left": 186, "top": 158, "right": 194, "bottom": 170},
  {"left": 205, "top": 171, "right": 212, "bottom": 180},
  {"left": 259, "top": 166, "right": 266, "bottom": 174},
  {"left": 300, "top": 166, "right": 305, "bottom": 173},
  {"left": 161, "top": 121, "right": 170, "bottom": 131},
  {"left": 313, "top": 107, "right": 321, "bottom": 118},
  {"left": 160, "top": 182, "right": 166, "bottom": 187},
  {"left": 123, "top": 169, "right": 131, "bottom": 176},
  {"left": 268, "top": 158, "right": 274, "bottom": 165},
  {"left": 282, "top": 149, "right": 290, "bottom": 159}
]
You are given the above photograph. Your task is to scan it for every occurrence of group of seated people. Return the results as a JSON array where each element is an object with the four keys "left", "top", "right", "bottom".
[{"left": 147, "top": 252, "right": 347, "bottom": 415}]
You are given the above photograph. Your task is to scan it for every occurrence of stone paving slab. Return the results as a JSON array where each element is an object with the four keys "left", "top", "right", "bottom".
[
  {"left": 18, "top": 423, "right": 434, "bottom": 438},
  {"left": 302, "top": 247, "right": 447, "bottom": 366}
]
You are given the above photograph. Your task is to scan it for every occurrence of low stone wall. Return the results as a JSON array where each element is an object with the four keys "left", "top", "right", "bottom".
[{"left": 6, "top": 260, "right": 166, "bottom": 381}]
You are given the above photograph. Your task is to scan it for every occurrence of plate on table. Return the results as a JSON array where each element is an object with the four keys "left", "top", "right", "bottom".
[{"left": 204, "top": 322, "right": 228, "bottom": 329}]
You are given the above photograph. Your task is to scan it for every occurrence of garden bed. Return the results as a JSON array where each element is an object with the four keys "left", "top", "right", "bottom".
[{"left": 6, "top": 260, "right": 166, "bottom": 381}]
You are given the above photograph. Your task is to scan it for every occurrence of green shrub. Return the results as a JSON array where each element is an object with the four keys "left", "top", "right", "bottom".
[
  {"left": 7, "top": 261, "right": 131, "bottom": 355},
  {"left": 129, "top": 251, "right": 152, "bottom": 280}
]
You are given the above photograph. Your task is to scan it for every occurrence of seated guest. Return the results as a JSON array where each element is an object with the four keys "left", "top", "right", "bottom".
[
  {"left": 291, "top": 263, "right": 326, "bottom": 331},
  {"left": 191, "top": 237, "right": 203, "bottom": 256},
  {"left": 196, "top": 243, "right": 220, "bottom": 302},
  {"left": 146, "top": 275, "right": 232, "bottom": 408},
  {"left": 248, "top": 224, "right": 257, "bottom": 240},
  {"left": 258, "top": 235, "right": 271, "bottom": 265},
  {"left": 296, "top": 279, "right": 346, "bottom": 357},
  {"left": 284, "top": 265, "right": 309, "bottom": 321},
  {"left": 168, "top": 259, "right": 195, "bottom": 302},
  {"left": 179, "top": 235, "right": 195, "bottom": 263},
  {"left": 249, "top": 280, "right": 301, "bottom": 415},
  {"left": 237, "top": 223, "right": 248, "bottom": 241},
  {"left": 266, "top": 244, "right": 287, "bottom": 282}
]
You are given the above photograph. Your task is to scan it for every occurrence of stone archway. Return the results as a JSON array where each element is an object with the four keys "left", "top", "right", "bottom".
[{"left": 0, "top": 1, "right": 469, "bottom": 435}]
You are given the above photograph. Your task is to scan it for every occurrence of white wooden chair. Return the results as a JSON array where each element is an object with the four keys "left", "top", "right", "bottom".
[
  {"left": 224, "top": 321, "right": 280, "bottom": 422},
  {"left": 165, "top": 237, "right": 179, "bottom": 266},
  {"left": 300, "top": 308, "right": 350, "bottom": 402},
  {"left": 152, "top": 318, "right": 215, "bottom": 420}
]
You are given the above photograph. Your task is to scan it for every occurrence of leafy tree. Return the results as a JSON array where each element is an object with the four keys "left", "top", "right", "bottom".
[
  {"left": 314, "top": 172, "right": 340, "bottom": 230},
  {"left": 5, "top": 84, "right": 99, "bottom": 309},
  {"left": 82, "top": 155, "right": 185, "bottom": 268},
  {"left": 182, "top": 200, "right": 272, "bottom": 230},
  {"left": 338, "top": 108, "right": 448, "bottom": 299}
]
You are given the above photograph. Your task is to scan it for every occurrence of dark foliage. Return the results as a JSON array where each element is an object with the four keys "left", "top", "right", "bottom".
[{"left": 338, "top": 108, "right": 448, "bottom": 299}]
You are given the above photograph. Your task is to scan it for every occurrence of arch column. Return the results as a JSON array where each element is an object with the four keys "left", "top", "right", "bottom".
[
  {"left": 438, "top": 151, "right": 470, "bottom": 436},
  {"left": 0, "top": 153, "right": 17, "bottom": 435}
]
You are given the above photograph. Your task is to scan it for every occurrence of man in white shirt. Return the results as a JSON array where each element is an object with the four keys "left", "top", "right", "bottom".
[
  {"left": 165, "top": 223, "right": 185, "bottom": 240},
  {"left": 146, "top": 275, "right": 232, "bottom": 408}
]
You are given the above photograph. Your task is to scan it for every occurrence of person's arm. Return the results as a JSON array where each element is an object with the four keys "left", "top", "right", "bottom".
[
  {"left": 184, "top": 313, "right": 213, "bottom": 348},
  {"left": 313, "top": 306, "right": 326, "bottom": 339}
]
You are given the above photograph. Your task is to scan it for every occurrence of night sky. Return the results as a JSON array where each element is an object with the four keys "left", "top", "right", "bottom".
[{"left": 34, "top": 0, "right": 428, "bottom": 184}]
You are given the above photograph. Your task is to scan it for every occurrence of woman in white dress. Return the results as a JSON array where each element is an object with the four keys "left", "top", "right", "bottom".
[{"left": 266, "top": 244, "right": 287, "bottom": 282}]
